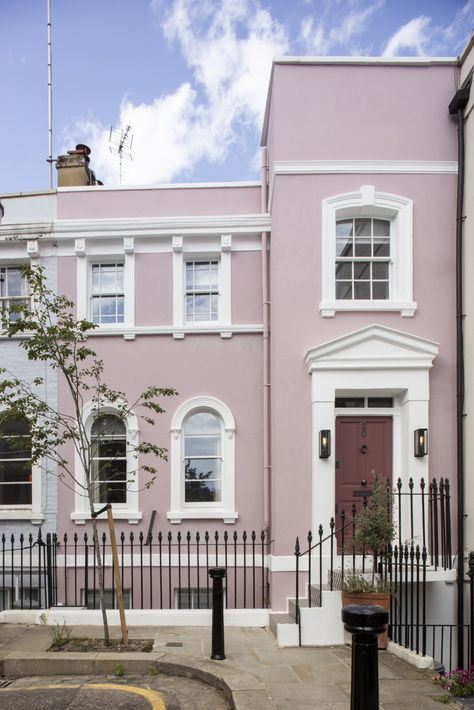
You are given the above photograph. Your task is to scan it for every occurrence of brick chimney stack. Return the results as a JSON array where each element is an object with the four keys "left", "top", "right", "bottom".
[{"left": 56, "top": 144, "right": 102, "bottom": 187}]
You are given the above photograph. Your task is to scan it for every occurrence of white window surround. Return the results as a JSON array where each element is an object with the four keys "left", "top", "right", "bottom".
[
  {"left": 305, "top": 324, "right": 438, "bottom": 539},
  {"left": 172, "top": 235, "right": 231, "bottom": 338},
  {"left": 167, "top": 396, "right": 237, "bottom": 524},
  {"left": 71, "top": 400, "right": 141, "bottom": 524},
  {"left": 320, "top": 186, "right": 416, "bottom": 317},
  {"left": 0, "top": 407, "right": 43, "bottom": 523},
  {"left": 76, "top": 238, "right": 135, "bottom": 329}
]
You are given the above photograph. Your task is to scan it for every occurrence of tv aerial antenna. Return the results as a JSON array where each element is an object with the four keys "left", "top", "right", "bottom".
[{"left": 109, "top": 124, "right": 133, "bottom": 184}]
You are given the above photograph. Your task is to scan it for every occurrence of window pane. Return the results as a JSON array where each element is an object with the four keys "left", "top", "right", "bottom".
[
  {"left": 336, "top": 219, "right": 353, "bottom": 237},
  {"left": 185, "top": 479, "right": 221, "bottom": 503},
  {"left": 184, "top": 458, "right": 221, "bottom": 481},
  {"left": 373, "top": 238, "right": 390, "bottom": 257},
  {"left": 185, "top": 295, "right": 194, "bottom": 320},
  {"left": 7, "top": 269, "right": 23, "bottom": 297},
  {"left": 92, "top": 415, "right": 126, "bottom": 437},
  {"left": 372, "top": 282, "right": 389, "bottom": 299},
  {"left": 368, "top": 397, "right": 393, "bottom": 407},
  {"left": 0, "top": 461, "right": 32, "bottom": 483},
  {"left": 336, "top": 281, "right": 352, "bottom": 299},
  {"left": 92, "top": 480, "right": 127, "bottom": 504},
  {"left": 0, "top": 435, "right": 31, "bottom": 458},
  {"left": 335, "top": 262, "right": 352, "bottom": 279},
  {"left": 0, "top": 483, "right": 31, "bottom": 505},
  {"left": 354, "top": 262, "right": 370, "bottom": 280},
  {"left": 336, "top": 238, "right": 353, "bottom": 257},
  {"left": 210, "top": 263, "right": 218, "bottom": 289},
  {"left": 210, "top": 294, "right": 218, "bottom": 320},
  {"left": 354, "top": 282, "right": 370, "bottom": 299},
  {"left": 335, "top": 397, "right": 365, "bottom": 408},
  {"left": 194, "top": 294, "right": 210, "bottom": 318},
  {"left": 185, "top": 413, "right": 221, "bottom": 435},
  {"left": 354, "top": 238, "right": 371, "bottom": 257},
  {"left": 372, "top": 262, "right": 389, "bottom": 280},
  {"left": 194, "top": 262, "right": 211, "bottom": 289},
  {"left": 185, "top": 436, "right": 220, "bottom": 457},
  {"left": 373, "top": 219, "right": 390, "bottom": 236},
  {"left": 354, "top": 219, "right": 371, "bottom": 236}
]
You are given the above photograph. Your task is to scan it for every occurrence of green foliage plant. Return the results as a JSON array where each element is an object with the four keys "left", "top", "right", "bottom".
[
  {"left": 0, "top": 265, "right": 177, "bottom": 644},
  {"left": 49, "top": 622, "right": 73, "bottom": 650},
  {"left": 351, "top": 473, "right": 395, "bottom": 588},
  {"left": 433, "top": 668, "right": 474, "bottom": 697},
  {"left": 114, "top": 663, "right": 125, "bottom": 677}
]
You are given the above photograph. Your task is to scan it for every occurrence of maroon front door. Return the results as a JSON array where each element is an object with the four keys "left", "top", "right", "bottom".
[{"left": 335, "top": 416, "right": 392, "bottom": 519}]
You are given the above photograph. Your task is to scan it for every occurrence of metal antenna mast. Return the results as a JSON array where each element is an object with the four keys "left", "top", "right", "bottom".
[
  {"left": 109, "top": 125, "right": 133, "bottom": 185},
  {"left": 47, "top": 0, "right": 53, "bottom": 189}
]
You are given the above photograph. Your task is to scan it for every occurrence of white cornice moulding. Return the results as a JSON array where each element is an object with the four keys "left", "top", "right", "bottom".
[
  {"left": 0, "top": 222, "right": 53, "bottom": 239},
  {"left": 53, "top": 214, "right": 271, "bottom": 240},
  {"left": 58, "top": 181, "right": 261, "bottom": 193},
  {"left": 273, "top": 160, "right": 458, "bottom": 175},
  {"left": 85, "top": 324, "right": 264, "bottom": 337}
]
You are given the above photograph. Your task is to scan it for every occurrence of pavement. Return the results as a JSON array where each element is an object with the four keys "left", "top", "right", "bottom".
[{"left": 0, "top": 622, "right": 462, "bottom": 709}]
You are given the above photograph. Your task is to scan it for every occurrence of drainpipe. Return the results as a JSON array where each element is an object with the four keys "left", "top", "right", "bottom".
[
  {"left": 449, "top": 77, "right": 471, "bottom": 668},
  {"left": 261, "top": 147, "right": 271, "bottom": 537}
]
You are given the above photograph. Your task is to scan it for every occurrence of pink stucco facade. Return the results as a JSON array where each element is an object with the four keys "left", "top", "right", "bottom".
[{"left": 51, "top": 58, "right": 459, "bottom": 611}]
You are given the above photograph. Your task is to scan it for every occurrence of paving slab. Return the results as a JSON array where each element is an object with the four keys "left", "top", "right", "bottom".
[{"left": 0, "top": 623, "right": 453, "bottom": 708}]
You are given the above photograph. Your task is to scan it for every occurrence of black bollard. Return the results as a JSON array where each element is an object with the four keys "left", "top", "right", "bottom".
[
  {"left": 342, "top": 604, "right": 389, "bottom": 710},
  {"left": 209, "top": 567, "right": 226, "bottom": 660}
]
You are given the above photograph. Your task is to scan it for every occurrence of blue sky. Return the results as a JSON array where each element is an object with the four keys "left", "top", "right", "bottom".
[{"left": 0, "top": 0, "right": 472, "bottom": 193}]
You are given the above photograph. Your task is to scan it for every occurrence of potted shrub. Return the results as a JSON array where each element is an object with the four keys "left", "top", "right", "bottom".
[{"left": 341, "top": 473, "right": 395, "bottom": 649}]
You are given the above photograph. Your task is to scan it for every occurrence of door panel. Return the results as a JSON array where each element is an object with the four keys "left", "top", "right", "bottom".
[{"left": 335, "top": 416, "right": 392, "bottom": 519}]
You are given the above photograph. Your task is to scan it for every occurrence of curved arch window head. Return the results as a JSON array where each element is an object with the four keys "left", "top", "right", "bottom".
[
  {"left": 184, "top": 412, "right": 222, "bottom": 503},
  {"left": 91, "top": 414, "right": 127, "bottom": 504},
  {"left": 0, "top": 413, "right": 32, "bottom": 505}
]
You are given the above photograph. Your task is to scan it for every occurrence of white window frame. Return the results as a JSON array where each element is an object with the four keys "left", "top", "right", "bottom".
[
  {"left": 0, "top": 264, "right": 30, "bottom": 324},
  {"left": 167, "top": 396, "right": 237, "bottom": 524},
  {"left": 90, "top": 262, "right": 125, "bottom": 326},
  {"left": 71, "top": 401, "right": 141, "bottom": 524},
  {"left": 0, "top": 408, "right": 43, "bottom": 523},
  {"left": 320, "top": 186, "right": 416, "bottom": 317},
  {"left": 172, "top": 235, "right": 231, "bottom": 336},
  {"left": 76, "top": 238, "right": 135, "bottom": 330}
]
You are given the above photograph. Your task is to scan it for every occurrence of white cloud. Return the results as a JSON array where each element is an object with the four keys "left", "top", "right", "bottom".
[
  {"left": 383, "top": 2, "right": 474, "bottom": 57},
  {"left": 299, "top": 0, "right": 383, "bottom": 55},
  {"left": 383, "top": 16, "right": 431, "bottom": 56},
  {"left": 65, "top": 0, "right": 289, "bottom": 185}
]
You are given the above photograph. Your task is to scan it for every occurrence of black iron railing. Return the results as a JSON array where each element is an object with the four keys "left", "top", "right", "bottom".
[{"left": 0, "top": 529, "right": 270, "bottom": 612}]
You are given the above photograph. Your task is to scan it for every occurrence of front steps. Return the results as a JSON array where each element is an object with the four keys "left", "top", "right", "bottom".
[{"left": 269, "top": 589, "right": 345, "bottom": 647}]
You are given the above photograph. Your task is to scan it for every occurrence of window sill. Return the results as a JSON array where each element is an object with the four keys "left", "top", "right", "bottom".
[
  {"left": 0, "top": 509, "right": 44, "bottom": 523},
  {"left": 71, "top": 510, "right": 142, "bottom": 524},
  {"left": 319, "top": 300, "right": 417, "bottom": 318},
  {"left": 167, "top": 509, "right": 239, "bottom": 524}
]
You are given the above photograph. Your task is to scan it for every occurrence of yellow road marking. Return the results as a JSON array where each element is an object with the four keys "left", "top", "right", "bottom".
[{"left": 0, "top": 682, "right": 166, "bottom": 709}]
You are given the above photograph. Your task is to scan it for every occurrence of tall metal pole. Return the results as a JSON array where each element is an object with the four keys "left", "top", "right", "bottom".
[{"left": 47, "top": 0, "right": 53, "bottom": 189}]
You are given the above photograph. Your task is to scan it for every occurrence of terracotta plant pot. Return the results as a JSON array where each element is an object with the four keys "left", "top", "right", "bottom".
[{"left": 341, "top": 591, "right": 390, "bottom": 649}]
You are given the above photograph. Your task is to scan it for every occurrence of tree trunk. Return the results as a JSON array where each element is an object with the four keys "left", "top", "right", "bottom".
[{"left": 91, "top": 517, "right": 110, "bottom": 645}]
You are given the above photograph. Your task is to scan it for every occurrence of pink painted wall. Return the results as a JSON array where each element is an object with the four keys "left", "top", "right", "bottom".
[
  {"left": 264, "top": 63, "right": 457, "bottom": 163},
  {"left": 231, "top": 251, "right": 262, "bottom": 324},
  {"left": 58, "top": 184, "right": 261, "bottom": 219},
  {"left": 269, "top": 172, "right": 457, "bottom": 555},
  {"left": 57, "top": 256, "right": 264, "bottom": 536},
  {"left": 135, "top": 253, "right": 173, "bottom": 326}
]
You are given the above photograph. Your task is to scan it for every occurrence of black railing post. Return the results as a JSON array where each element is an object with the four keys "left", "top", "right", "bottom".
[
  {"left": 46, "top": 533, "right": 53, "bottom": 609},
  {"left": 342, "top": 604, "right": 389, "bottom": 710},
  {"left": 209, "top": 567, "right": 226, "bottom": 660}
]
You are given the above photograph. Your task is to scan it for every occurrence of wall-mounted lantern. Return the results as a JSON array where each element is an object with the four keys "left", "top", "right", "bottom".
[
  {"left": 319, "top": 430, "right": 331, "bottom": 459},
  {"left": 414, "top": 428, "right": 428, "bottom": 457}
]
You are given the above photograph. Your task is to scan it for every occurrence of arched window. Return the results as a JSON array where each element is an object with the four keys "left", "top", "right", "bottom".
[
  {"left": 91, "top": 414, "right": 127, "bottom": 504},
  {"left": 183, "top": 412, "right": 222, "bottom": 503},
  {"left": 0, "top": 413, "right": 32, "bottom": 506},
  {"left": 168, "top": 397, "right": 237, "bottom": 523},
  {"left": 72, "top": 402, "right": 140, "bottom": 524},
  {"left": 320, "top": 186, "right": 416, "bottom": 317}
]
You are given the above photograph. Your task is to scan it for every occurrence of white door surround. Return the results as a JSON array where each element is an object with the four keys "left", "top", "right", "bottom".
[{"left": 305, "top": 324, "right": 439, "bottom": 537}]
